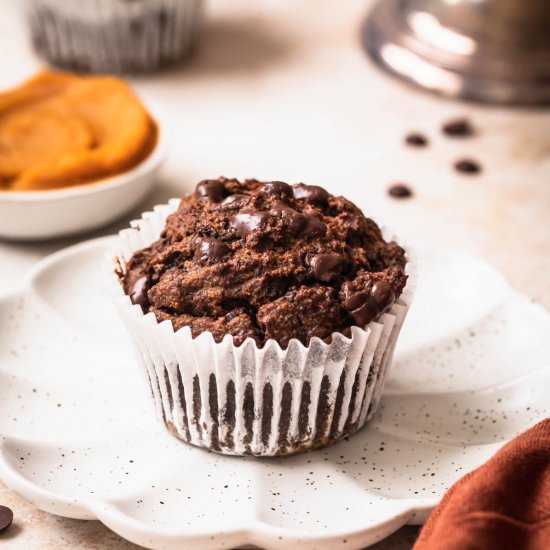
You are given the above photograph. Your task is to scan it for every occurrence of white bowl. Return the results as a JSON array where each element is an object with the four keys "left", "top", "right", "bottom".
[{"left": 0, "top": 123, "right": 166, "bottom": 241}]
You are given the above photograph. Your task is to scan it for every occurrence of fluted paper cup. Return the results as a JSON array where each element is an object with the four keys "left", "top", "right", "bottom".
[
  {"left": 107, "top": 199, "right": 415, "bottom": 456},
  {"left": 23, "top": 0, "right": 203, "bottom": 73}
]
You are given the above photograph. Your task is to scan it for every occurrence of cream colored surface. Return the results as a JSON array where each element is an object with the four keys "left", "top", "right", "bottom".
[{"left": 0, "top": 0, "right": 548, "bottom": 548}]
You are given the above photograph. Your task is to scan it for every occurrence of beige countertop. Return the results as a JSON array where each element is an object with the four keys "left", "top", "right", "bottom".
[{"left": 0, "top": 0, "right": 549, "bottom": 548}]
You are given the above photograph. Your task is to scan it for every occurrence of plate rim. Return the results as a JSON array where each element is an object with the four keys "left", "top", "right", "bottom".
[{"left": 0, "top": 236, "right": 548, "bottom": 550}]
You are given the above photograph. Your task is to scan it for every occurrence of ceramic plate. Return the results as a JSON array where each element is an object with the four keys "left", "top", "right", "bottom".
[{"left": 0, "top": 238, "right": 548, "bottom": 550}]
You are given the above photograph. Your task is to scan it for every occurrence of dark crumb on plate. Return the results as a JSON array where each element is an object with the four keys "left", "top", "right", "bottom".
[
  {"left": 442, "top": 118, "right": 474, "bottom": 137},
  {"left": 388, "top": 184, "right": 413, "bottom": 199},
  {"left": 454, "top": 159, "right": 482, "bottom": 175},
  {"left": 404, "top": 133, "right": 428, "bottom": 147}
]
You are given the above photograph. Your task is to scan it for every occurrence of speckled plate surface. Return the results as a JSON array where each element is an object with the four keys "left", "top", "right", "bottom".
[{"left": 0, "top": 238, "right": 548, "bottom": 550}]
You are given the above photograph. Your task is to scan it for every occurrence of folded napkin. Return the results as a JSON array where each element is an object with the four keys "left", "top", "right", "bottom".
[{"left": 414, "top": 419, "right": 550, "bottom": 550}]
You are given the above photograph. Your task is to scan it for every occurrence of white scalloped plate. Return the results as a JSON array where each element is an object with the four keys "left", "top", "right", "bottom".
[{"left": 0, "top": 238, "right": 549, "bottom": 550}]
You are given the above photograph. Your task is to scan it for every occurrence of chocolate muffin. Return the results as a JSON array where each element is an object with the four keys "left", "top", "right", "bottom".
[
  {"left": 111, "top": 179, "right": 413, "bottom": 456},
  {"left": 122, "top": 178, "right": 407, "bottom": 349}
]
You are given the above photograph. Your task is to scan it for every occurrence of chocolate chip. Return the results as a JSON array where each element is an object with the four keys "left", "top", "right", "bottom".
[
  {"left": 292, "top": 183, "right": 329, "bottom": 203},
  {"left": 301, "top": 214, "right": 327, "bottom": 237},
  {"left": 189, "top": 234, "right": 202, "bottom": 248},
  {"left": 344, "top": 281, "right": 395, "bottom": 326},
  {"left": 309, "top": 253, "right": 343, "bottom": 282},
  {"left": 388, "top": 184, "right": 413, "bottom": 199},
  {"left": 231, "top": 210, "right": 269, "bottom": 237},
  {"left": 220, "top": 193, "right": 248, "bottom": 207},
  {"left": 129, "top": 275, "right": 148, "bottom": 308},
  {"left": 193, "top": 237, "right": 229, "bottom": 262},
  {"left": 371, "top": 280, "right": 395, "bottom": 311},
  {"left": 0, "top": 505, "right": 13, "bottom": 533},
  {"left": 195, "top": 180, "right": 226, "bottom": 202},
  {"left": 270, "top": 201, "right": 307, "bottom": 235},
  {"left": 442, "top": 118, "right": 474, "bottom": 137},
  {"left": 346, "top": 293, "right": 377, "bottom": 326},
  {"left": 258, "top": 181, "right": 293, "bottom": 197},
  {"left": 344, "top": 290, "right": 370, "bottom": 312},
  {"left": 405, "top": 133, "right": 428, "bottom": 147},
  {"left": 454, "top": 159, "right": 481, "bottom": 174}
]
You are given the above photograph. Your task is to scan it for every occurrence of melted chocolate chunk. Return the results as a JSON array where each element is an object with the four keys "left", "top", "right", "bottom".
[
  {"left": 454, "top": 159, "right": 481, "bottom": 174},
  {"left": 405, "top": 133, "right": 428, "bottom": 147},
  {"left": 258, "top": 181, "right": 293, "bottom": 197},
  {"left": 344, "top": 281, "right": 395, "bottom": 326},
  {"left": 347, "top": 295, "right": 377, "bottom": 325},
  {"left": 129, "top": 275, "right": 148, "bottom": 308},
  {"left": 343, "top": 290, "right": 369, "bottom": 312},
  {"left": 0, "top": 505, "right": 13, "bottom": 533},
  {"left": 442, "top": 118, "right": 474, "bottom": 137},
  {"left": 293, "top": 183, "right": 329, "bottom": 203},
  {"left": 195, "top": 179, "right": 226, "bottom": 202},
  {"left": 309, "top": 253, "right": 343, "bottom": 282},
  {"left": 231, "top": 210, "right": 269, "bottom": 237},
  {"left": 371, "top": 280, "right": 395, "bottom": 309},
  {"left": 270, "top": 201, "right": 307, "bottom": 235},
  {"left": 301, "top": 214, "right": 327, "bottom": 237},
  {"left": 220, "top": 193, "right": 247, "bottom": 206},
  {"left": 388, "top": 184, "right": 413, "bottom": 199},
  {"left": 194, "top": 237, "right": 229, "bottom": 262}
]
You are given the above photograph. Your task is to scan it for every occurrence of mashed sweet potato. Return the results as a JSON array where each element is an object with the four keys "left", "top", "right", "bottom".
[{"left": 0, "top": 71, "right": 157, "bottom": 191}]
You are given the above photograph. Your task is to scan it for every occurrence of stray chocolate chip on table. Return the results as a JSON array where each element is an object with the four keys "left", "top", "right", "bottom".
[
  {"left": 442, "top": 118, "right": 474, "bottom": 137},
  {"left": 388, "top": 184, "right": 413, "bottom": 199},
  {"left": 0, "top": 505, "right": 13, "bottom": 533},
  {"left": 405, "top": 133, "right": 428, "bottom": 147},
  {"left": 454, "top": 159, "right": 482, "bottom": 175}
]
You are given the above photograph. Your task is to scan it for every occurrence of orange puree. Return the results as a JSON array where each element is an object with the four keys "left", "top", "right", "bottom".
[{"left": 0, "top": 71, "right": 157, "bottom": 191}]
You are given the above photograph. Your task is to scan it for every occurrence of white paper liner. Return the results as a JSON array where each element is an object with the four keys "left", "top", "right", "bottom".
[
  {"left": 23, "top": 0, "right": 203, "bottom": 73},
  {"left": 107, "top": 199, "right": 415, "bottom": 456}
]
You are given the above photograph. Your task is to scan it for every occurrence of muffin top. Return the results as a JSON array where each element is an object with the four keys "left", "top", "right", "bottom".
[{"left": 121, "top": 178, "right": 407, "bottom": 348}]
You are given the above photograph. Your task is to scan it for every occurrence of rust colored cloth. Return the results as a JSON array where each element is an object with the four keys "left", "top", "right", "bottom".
[{"left": 414, "top": 419, "right": 550, "bottom": 550}]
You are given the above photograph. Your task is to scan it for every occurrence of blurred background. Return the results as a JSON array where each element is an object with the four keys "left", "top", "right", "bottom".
[
  {"left": 1, "top": 0, "right": 548, "bottom": 299},
  {"left": 0, "top": 0, "right": 549, "bottom": 548}
]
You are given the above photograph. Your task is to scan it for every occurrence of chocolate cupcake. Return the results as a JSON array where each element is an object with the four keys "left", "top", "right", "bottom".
[
  {"left": 109, "top": 178, "right": 414, "bottom": 456},
  {"left": 23, "top": 0, "right": 203, "bottom": 73}
]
